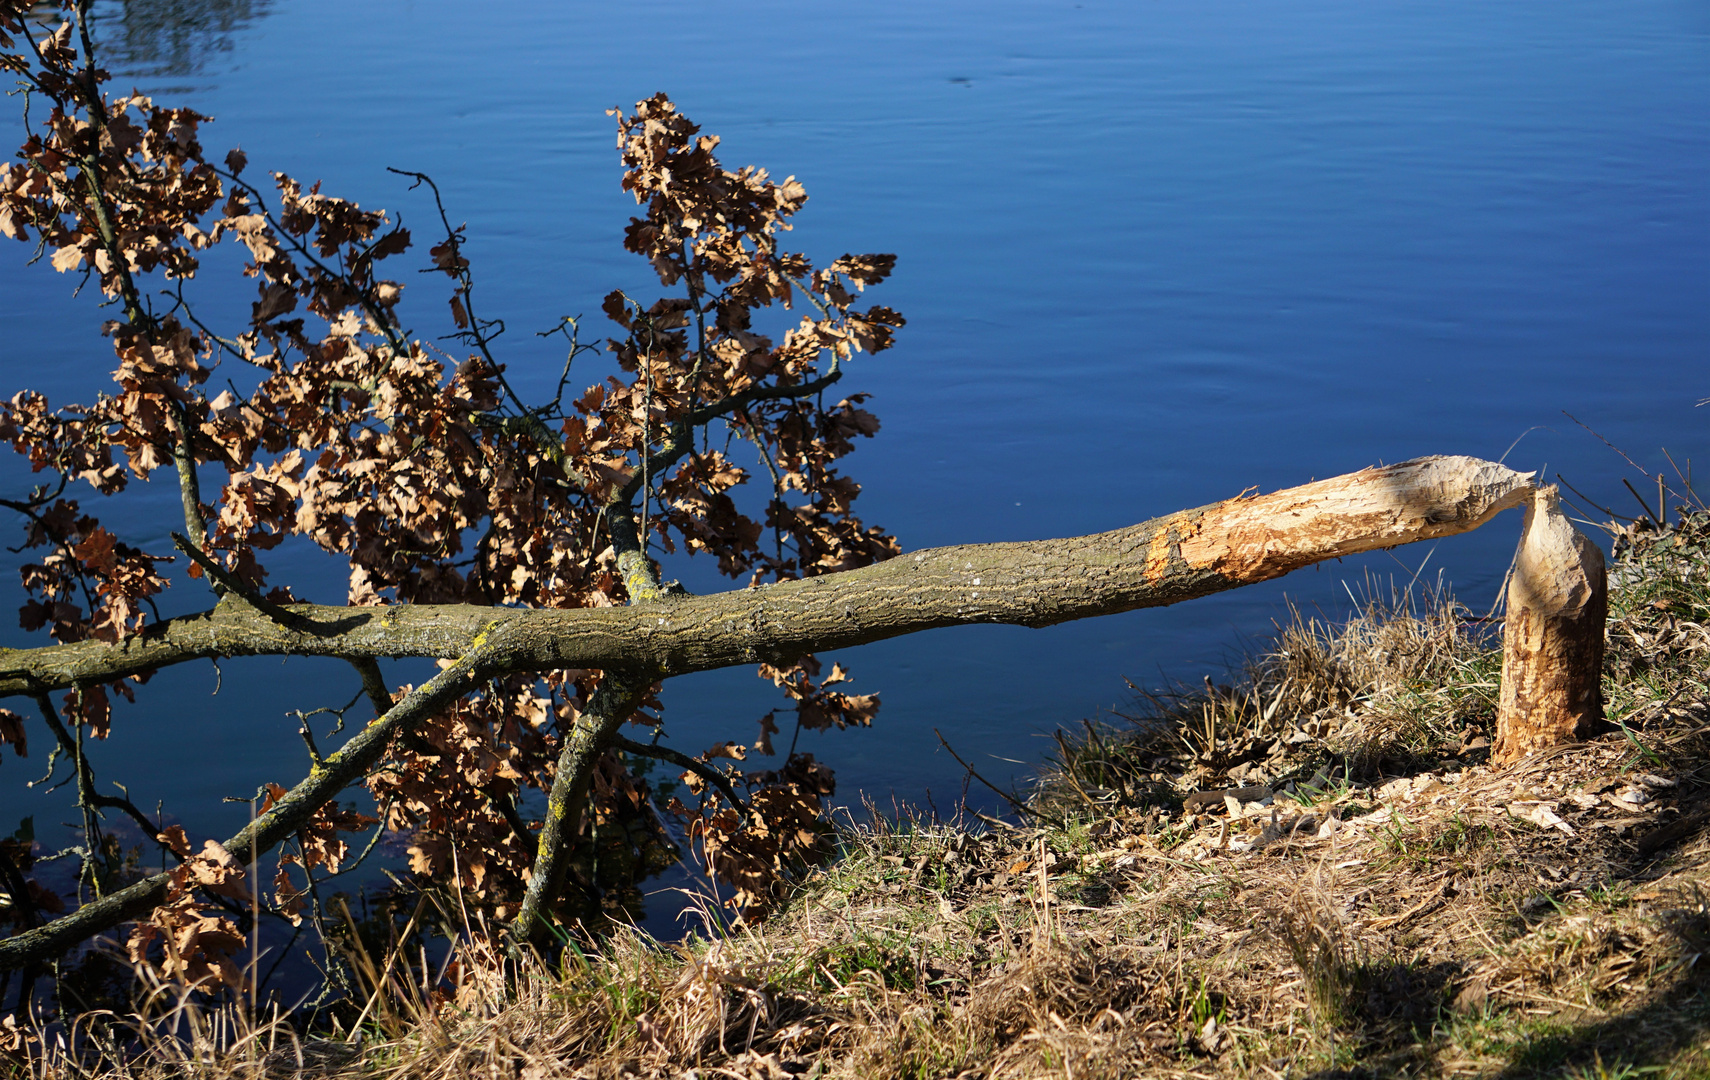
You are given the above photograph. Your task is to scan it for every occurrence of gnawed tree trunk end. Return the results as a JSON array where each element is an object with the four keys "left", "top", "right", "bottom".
[{"left": 1493, "top": 485, "right": 1607, "bottom": 767}]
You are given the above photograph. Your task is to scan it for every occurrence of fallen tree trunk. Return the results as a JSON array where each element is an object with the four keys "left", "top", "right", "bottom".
[
  {"left": 1493, "top": 484, "right": 1608, "bottom": 766},
  {"left": 0, "top": 455, "right": 1535, "bottom": 695},
  {"left": 0, "top": 454, "right": 1536, "bottom": 968}
]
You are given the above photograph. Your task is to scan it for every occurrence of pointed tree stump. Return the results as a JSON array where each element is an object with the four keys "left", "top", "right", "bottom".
[{"left": 1493, "top": 484, "right": 1607, "bottom": 766}]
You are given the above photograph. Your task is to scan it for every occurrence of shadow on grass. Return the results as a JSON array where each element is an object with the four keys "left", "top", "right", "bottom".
[
  {"left": 1296, "top": 959, "right": 1464, "bottom": 1080},
  {"left": 1489, "top": 967, "right": 1710, "bottom": 1079},
  {"left": 1296, "top": 956, "right": 1708, "bottom": 1080}
]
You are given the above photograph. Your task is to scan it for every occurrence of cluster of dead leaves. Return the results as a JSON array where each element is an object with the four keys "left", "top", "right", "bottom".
[
  {"left": 260, "top": 784, "right": 378, "bottom": 928},
  {"left": 0, "top": 2, "right": 905, "bottom": 961},
  {"left": 127, "top": 828, "right": 251, "bottom": 993},
  {"left": 676, "top": 752, "right": 839, "bottom": 918}
]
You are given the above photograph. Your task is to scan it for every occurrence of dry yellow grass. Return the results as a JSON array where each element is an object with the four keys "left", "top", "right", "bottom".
[{"left": 10, "top": 512, "right": 1710, "bottom": 1079}]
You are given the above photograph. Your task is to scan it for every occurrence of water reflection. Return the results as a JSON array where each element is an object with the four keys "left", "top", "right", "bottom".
[{"left": 87, "top": 0, "right": 269, "bottom": 82}]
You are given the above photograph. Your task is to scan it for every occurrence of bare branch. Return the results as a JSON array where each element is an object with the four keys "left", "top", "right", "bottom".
[
  {"left": 167, "top": 406, "right": 215, "bottom": 580},
  {"left": 348, "top": 657, "right": 393, "bottom": 720},
  {"left": 512, "top": 668, "right": 648, "bottom": 944},
  {"left": 934, "top": 728, "right": 1059, "bottom": 827},
  {"left": 611, "top": 734, "right": 748, "bottom": 817},
  {"left": 0, "top": 630, "right": 508, "bottom": 970},
  {"left": 170, "top": 532, "right": 305, "bottom": 625}
]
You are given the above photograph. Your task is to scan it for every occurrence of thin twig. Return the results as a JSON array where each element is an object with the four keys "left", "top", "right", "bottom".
[
  {"left": 1661, "top": 448, "right": 1704, "bottom": 510},
  {"left": 1562, "top": 411, "right": 1651, "bottom": 475},
  {"left": 29, "top": 694, "right": 179, "bottom": 864},
  {"left": 610, "top": 734, "right": 749, "bottom": 815},
  {"left": 170, "top": 532, "right": 308, "bottom": 628},
  {"left": 1555, "top": 473, "right": 1634, "bottom": 524},
  {"left": 934, "top": 729, "right": 1060, "bottom": 827},
  {"left": 1622, "top": 478, "right": 1661, "bottom": 527}
]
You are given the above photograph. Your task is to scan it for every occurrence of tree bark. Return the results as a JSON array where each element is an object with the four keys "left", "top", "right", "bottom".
[
  {"left": 0, "top": 454, "right": 1538, "bottom": 969},
  {"left": 1492, "top": 484, "right": 1607, "bottom": 767},
  {"left": 510, "top": 669, "right": 647, "bottom": 945}
]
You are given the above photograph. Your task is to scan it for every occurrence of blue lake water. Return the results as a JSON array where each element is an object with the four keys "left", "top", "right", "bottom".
[{"left": 0, "top": 0, "right": 1704, "bottom": 935}]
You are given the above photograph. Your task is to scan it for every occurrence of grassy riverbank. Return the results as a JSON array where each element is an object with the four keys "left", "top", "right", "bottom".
[{"left": 20, "top": 512, "right": 1710, "bottom": 1078}]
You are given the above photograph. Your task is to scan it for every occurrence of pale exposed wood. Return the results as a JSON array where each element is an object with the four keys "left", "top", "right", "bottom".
[
  {"left": 1492, "top": 485, "right": 1608, "bottom": 767},
  {"left": 1169, "top": 455, "right": 1536, "bottom": 582}
]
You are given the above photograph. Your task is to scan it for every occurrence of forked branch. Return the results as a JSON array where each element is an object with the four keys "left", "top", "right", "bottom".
[{"left": 0, "top": 632, "right": 509, "bottom": 970}]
